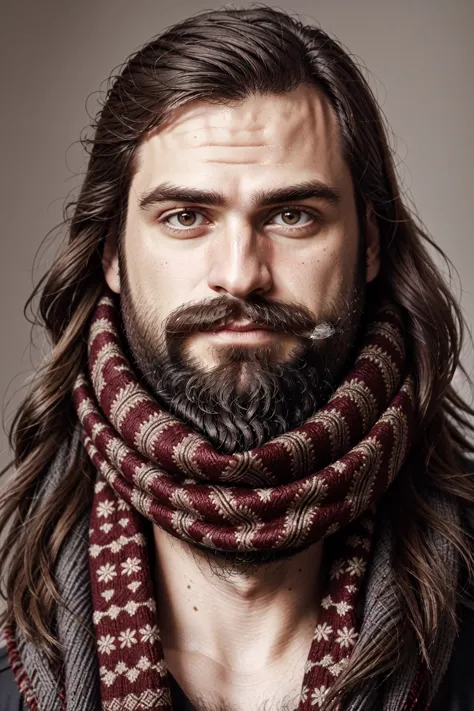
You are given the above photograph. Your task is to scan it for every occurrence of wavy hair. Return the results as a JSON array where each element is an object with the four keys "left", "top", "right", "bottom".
[{"left": 1, "top": 5, "right": 473, "bottom": 708}]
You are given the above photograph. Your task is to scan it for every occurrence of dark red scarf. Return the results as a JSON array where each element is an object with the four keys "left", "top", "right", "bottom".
[{"left": 65, "top": 291, "right": 421, "bottom": 710}]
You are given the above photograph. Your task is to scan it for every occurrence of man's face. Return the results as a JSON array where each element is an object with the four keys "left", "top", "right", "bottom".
[{"left": 104, "top": 85, "right": 380, "bottom": 454}]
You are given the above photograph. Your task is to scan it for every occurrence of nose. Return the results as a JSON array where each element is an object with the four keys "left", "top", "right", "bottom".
[{"left": 207, "top": 222, "right": 273, "bottom": 299}]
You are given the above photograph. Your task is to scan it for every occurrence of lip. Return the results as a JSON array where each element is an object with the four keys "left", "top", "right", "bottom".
[{"left": 214, "top": 321, "right": 273, "bottom": 332}]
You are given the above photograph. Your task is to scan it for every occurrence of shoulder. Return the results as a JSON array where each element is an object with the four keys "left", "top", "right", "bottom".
[
  {"left": 430, "top": 603, "right": 474, "bottom": 710},
  {"left": 0, "top": 641, "right": 26, "bottom": 711}
]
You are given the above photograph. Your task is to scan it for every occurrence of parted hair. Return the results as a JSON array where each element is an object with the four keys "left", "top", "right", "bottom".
[{"left": 1, "top": 5, "right": 473, "bottom": 709}]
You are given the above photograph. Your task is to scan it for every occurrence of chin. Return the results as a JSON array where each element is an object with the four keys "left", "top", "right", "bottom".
[{"left": 188, "top": 539, "right": 312, "bottom": 572}]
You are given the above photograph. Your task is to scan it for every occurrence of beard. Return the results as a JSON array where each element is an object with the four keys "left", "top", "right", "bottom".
[
  {"left": 119, "top": 272, "right": 366, "bottom": 454},
  {"left": 119, "top": 251, "right": 367, "bottom": 571}
]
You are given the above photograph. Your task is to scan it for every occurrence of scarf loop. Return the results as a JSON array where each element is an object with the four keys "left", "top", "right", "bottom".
[
  {"left": 77, "top": 292, "right": 416, "bottom": 710},
  {"left": 7, "top": 290, "right": 447, "bottom": 711}
]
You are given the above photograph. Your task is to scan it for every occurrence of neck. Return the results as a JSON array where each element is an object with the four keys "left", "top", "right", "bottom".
[{"left": 152, "top": 526, "right": 325, "bottom": 677}]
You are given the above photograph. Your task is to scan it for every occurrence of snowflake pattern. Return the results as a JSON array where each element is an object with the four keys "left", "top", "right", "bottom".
[
  {"left": 300, "top": 516, "right": 377, "bottom": 703},
  {"left": 311, "top": 686, "right": 329, "bottom": 707},
  {"left": 118, "top": 628, "right": 138, "bottom": 649},
  {"left": 139, "top": 623, "right": 160, "bottom": 644},
  {"left": 78, "top": 294, "right": 409, "bottom": 710},
  {"left": 97, "top": 563, "right": 117, "bottom": 583},
  {"left": 321, "top": 595, "right": 333, "bottom": 610},
  {"left": 97, "top": 499, "right": 115, "bottom": 518},
  {"left": 335, "top": 600, "right": 352, "bottom": 616},
  {"left": 335, "top": 626, "right": 358, "bottom": 648},
  {"left": 346, "top": 556, "right": 366, "bottom": 577},
  {"left": 97, "top": 634, "right": 116, "bottom": 655},
  {"left": 121, "top": 557, "right": 141, "bottom": 576},
  {"left": 313, "top": 623, "right": 333, "bottom": 642}
]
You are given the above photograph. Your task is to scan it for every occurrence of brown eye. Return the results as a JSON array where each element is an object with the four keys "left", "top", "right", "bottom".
[
  {"left": 281, "top": 210, "right": 302, "bottom": 225},
  {"left": 175, "top": 211, "right": 197, "bottom": 226},
  {"left": 163, "top": 210, "right": 208, "bottom": 231},
  {"left": 270, "top": 208, "right": 314, "bottom": 227}
]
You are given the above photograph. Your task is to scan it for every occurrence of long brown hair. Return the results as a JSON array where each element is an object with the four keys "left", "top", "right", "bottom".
[{"left": 1, "top": 5, "right": 473, "bottom": 707}]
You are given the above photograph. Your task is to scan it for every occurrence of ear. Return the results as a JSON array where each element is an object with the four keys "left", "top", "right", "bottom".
[
  {"left": 102, "top": 230, "right": 121, "bottom": 294},
  {"left": 365, "top": 206, "right": 381, "bottom": 283}
]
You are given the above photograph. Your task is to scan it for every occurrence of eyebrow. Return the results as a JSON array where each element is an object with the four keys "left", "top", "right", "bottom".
[{"left": 138, "top": 179, "right": 342, "bottom": 211}]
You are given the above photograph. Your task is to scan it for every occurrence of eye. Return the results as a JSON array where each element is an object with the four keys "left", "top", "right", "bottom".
[
  {"left": 269, "top": 208, "right": 315, "bottom": 227},
  {"left": 163, "top": 210, "right": 208, "bottom": 229}
]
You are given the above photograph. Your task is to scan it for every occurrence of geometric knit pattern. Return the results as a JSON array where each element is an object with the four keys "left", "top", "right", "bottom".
[
  {"left": 76, "top": 293, "right": 416, "bottom": 552},
  {"left": 4, "top": 287, "right": 435, "bottom": 711},
  {"left": 72, "top": 290, "right": 418, "bottom": 710}
]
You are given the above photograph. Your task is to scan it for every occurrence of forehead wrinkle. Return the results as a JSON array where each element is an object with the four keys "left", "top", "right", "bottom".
[
  {"left": 202, "top": 159, "right": 271, "bottom": 165},
  {"left": 145, "top": 88, "right": 339, "bottom": 151},
  {"left": 197, "top": 143, "right": 270, "bottom": 149},
  {"left": 159, "top": 117, "right": 269, "bottom": 148},
  {"left": 134, "top": 88, "right": 348, "bottom": 208}
]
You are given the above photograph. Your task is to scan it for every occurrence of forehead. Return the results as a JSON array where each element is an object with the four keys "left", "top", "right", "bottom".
[{"left": 131, "top": 85, "right": 352, "bottom": 201}]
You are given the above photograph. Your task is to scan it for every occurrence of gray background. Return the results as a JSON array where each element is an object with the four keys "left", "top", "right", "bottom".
[{"left": 1, "top": 0, "right": 473, "bottom": 471}]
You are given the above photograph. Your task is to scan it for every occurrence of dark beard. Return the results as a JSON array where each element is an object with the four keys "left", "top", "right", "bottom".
[
  {"left": 186, "top": 537, "right": 321, "bottom": 579},
  {"left": 119, "top": 256, "right": 366, "bottom": 569},
  {"left": 121, "top": 278, "right": 364, "bottom": 454},
  {"left": 119, "top": 273, "right": 366, "bottom": 456},
  {"left": 152, "top": 346, "right": 335, "bottom": 453}
]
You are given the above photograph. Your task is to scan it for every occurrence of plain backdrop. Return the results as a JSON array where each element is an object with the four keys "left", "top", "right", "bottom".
[{"left": 1, "top": 0, "right": 473, "bottom": 473}]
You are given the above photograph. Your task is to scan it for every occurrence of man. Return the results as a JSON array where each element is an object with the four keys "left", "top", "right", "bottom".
[{"left": 0, "top": 5, "right": 473, "bottom": 711}]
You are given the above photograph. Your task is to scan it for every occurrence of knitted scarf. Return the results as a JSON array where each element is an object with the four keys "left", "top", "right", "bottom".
[{"left": 4, "top": 291, "right": 460, "bottom": 711}]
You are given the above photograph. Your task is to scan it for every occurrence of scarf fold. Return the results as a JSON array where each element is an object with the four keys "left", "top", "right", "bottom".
[{"left": 4, "top": 291, "right": 459, "bottom": 710}]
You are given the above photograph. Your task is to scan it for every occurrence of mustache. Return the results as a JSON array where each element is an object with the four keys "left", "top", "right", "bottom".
[{"left": 163, "top": 295, "right": 338, "bottom": 342}]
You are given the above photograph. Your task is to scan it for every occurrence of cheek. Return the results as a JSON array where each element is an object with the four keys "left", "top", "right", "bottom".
[
  {"left": 124, "top": 227, "right": 205, "bottom": 321},
  {"left": 281, "top": 246, "right": 354, "bottom": 315}
]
